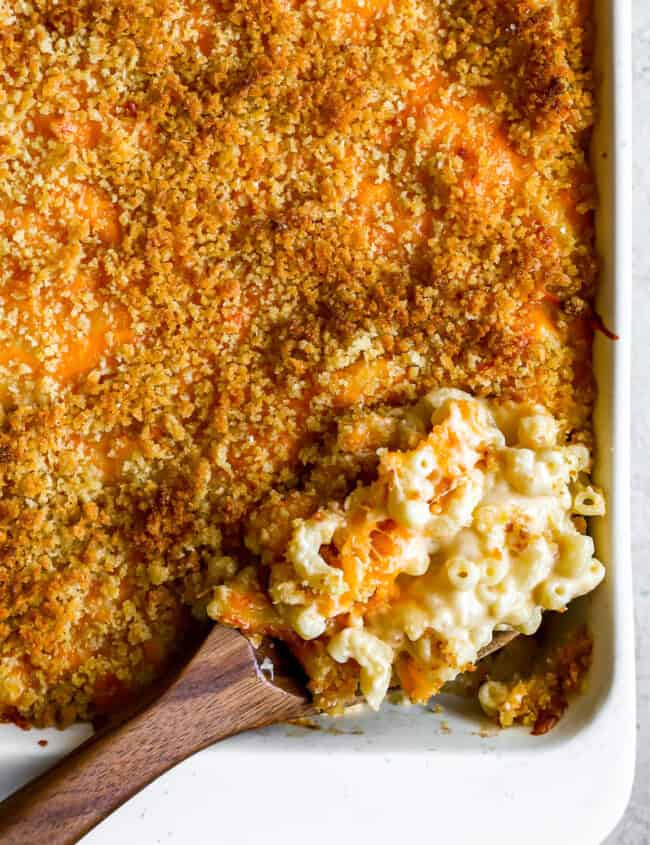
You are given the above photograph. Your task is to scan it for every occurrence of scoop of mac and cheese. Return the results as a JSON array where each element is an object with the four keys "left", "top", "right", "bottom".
[{"left": 207, "top": 390, "right": 605, "bottom": 711}]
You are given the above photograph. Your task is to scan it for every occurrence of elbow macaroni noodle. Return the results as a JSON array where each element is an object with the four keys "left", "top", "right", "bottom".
[
  {"left": 207, "top": 390, "right": 606, "bottom": 710},
  {"left": 327, "top": 628, "right": 393, "bottom": 711}
]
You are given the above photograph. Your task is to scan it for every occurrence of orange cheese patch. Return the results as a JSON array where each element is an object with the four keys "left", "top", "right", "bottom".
[
  {"left": 354, "top": 178, "right": 433, "bottom": 252},
  {"left": 396, "top": 78, "right": 530, "bottom": 198},
  {"left": 522, "top": 302, "right": 561, "bottom": 343},
  {"left": 54, "top": 311, "right": 134, "bottom": 383},
  {"left": 335, "top": 0, "right": 392, "bottom": 34},
  {"left": 75, "top": 185, "right": 122, "bottom": 246},
  {"left": 32, "top": 111, "right": 101, "bottom": 149},
  {"left": 0, "top": 299, "right": 133, "bottom": 387},
  {"left": 333, "top": 357, "right": 390, "bottom": 406}
]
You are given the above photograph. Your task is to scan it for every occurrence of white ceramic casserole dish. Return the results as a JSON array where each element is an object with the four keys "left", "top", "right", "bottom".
[{"left": 0, "top": 1, "right": 634, "bottom": 842}]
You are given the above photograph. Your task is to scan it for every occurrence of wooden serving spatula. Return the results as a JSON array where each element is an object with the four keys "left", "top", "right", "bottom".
[{"left": 0, "top": 625, "right": 516, "bottom": 845}]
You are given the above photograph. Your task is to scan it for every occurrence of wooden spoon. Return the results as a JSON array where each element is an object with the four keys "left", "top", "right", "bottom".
[{"left": 0, "top": 625, "right": 516, "bottom": 845}]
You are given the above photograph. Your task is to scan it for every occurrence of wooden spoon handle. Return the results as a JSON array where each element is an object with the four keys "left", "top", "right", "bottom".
[
  {"left": 0, "top": 627, "right": 306, "bottom": 845},
  {"left": 0, "top": 706, "right": 201, "bottom": 845}
]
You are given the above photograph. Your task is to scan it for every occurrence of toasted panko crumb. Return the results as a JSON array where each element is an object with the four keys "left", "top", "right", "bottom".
[{"left": 479, "top": 626, "right": 594, "bottom": 735}]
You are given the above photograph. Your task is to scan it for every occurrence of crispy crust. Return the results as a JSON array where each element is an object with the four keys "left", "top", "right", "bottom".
[
  {"left": 484, "top": 626, "right": 594, "bottom": 734},
  {"left": 0, "top": 0, "right": 597, "bottom": 726}
]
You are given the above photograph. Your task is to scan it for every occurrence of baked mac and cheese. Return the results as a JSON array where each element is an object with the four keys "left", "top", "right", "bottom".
[{"left": 0, "top": 0, "right": 603, "bottom": 729}]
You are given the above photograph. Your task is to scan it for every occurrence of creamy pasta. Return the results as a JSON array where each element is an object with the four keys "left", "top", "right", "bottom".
[{"left": 207, "top": 390, "right": 605, "bottom": 710}]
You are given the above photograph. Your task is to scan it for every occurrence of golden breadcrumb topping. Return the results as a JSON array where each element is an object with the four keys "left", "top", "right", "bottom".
[
  {"left": 477, "top": 624, "right": 594, "bottom": 734},
  {"left": 0, "top": 0, "right": 598, "bottom": 727}
]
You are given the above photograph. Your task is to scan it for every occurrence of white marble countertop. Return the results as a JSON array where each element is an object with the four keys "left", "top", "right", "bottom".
[{"left": 606, "top": 3, "right": 649, "bottom": 841}]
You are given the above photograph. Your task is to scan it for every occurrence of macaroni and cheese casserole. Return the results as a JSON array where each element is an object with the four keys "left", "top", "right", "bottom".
[{"left": 0, "top": 0, "right": 603, "bottom": 728}]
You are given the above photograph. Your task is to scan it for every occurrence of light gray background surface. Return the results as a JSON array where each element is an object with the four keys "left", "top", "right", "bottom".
[{"left": 606, "top": 3, "right": 649, "bottom": 841}]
